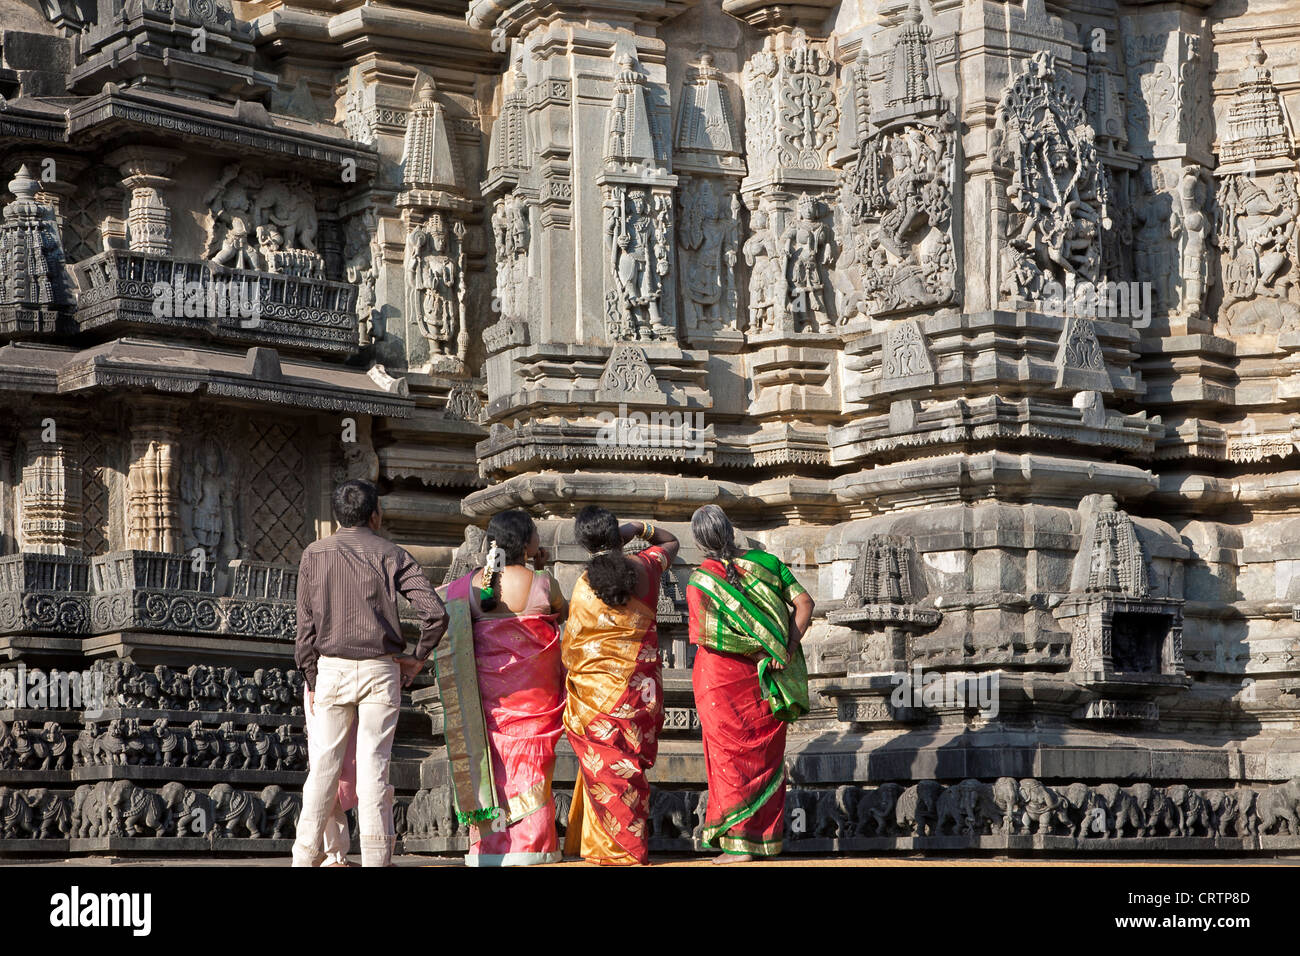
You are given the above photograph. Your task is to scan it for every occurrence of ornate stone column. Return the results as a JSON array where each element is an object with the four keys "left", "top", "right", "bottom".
[
  {"left": 733, "top": 20, "right": 843, "bottom": 469},
  {"left": 106, "top": 147, "right": 184, "bottom": 256},
  {"left": 1117, "top": 5, "right": 1214, "bottom": 334},
  {"left": 471, "top": 0, "right": 717, "bottom": 497},
  {"left": 674, "top": 52, "right": 746, "bottom": 350},
  {"left": 18, "top": 418, "right": 83, "bottom": 556},
  {"left": 0, "top": 433, "right": 15, "bottom": 555},
  {"left": 125, "top": 402, "right": 182, "bottom": 553}
]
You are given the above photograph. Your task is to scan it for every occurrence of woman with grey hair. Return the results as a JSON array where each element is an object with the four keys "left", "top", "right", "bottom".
[{"left": 686, "top": 503, "right": 814, "bottom": 863}]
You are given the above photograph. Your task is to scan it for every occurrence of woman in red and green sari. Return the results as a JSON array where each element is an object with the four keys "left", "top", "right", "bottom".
[
  {"left": 562, "top": 505, "right": 679, "bottom": 865},
  {"left": 434, "top": 509, "right": 568, "bottom": 866},
  {"left": 687, "top": 504, "right": 814, "bottom": 863}
]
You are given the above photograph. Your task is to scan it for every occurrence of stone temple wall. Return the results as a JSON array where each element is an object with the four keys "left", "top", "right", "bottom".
[{"left": 1, "top": 0, "right": 1299, "bottom": 855}]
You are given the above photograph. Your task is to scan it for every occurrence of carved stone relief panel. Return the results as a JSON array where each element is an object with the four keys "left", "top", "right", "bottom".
[
  {"left": 995, "top": 52, "right": 1112, "bottom": 306},
  {"left": 1214, "top": 42, "right": 1299, "bottom": 335}
]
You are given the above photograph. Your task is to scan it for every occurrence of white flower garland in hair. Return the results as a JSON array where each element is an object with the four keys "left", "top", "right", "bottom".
[{"left": 480, "top": 539, "right": 505, "bottom": 601}]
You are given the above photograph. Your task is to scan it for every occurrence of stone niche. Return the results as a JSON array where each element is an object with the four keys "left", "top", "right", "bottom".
[{"left": 1054, "top": 494, "right": 1190, "bottom": 718}]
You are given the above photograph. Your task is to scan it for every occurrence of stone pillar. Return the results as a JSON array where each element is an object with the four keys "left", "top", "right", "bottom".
[
  {"left": 1118, "top": 7, "right": 1214, "bottom": 335},
  {"left": 0, "top": 434, "right": 14, "bottom": 556},
  {"left": 18, "top": 417, "right": 82, "bottom": 556},
  {"left": 107, "top": 147, "right": 184, "bottom": 257},
  {"left": 674, "top": 52, "right": 746, "bottom": 349},
  {"left": 397, "top": 72, "right": 474, "bottom": 374},
  {"left": 125, "top": 402, "right": 182, "bottom": 553}
]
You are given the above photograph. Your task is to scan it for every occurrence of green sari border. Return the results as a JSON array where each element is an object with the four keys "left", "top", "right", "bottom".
[
  {"left": 718, "top": 834, "right": 783, "bottom": 856},
  {"left": 687, "top": 569, "right": 788, "bottom": 663},
  {"left": 699, "top": 763, "right": 785, "bottom": 849},
  {"left": 432, "top": 572, "right": 503, "bottom": 828}
]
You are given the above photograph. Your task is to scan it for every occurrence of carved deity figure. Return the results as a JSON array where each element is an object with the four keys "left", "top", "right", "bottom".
[
  {"left": 678, "top": 180, "right": 739, "bottom": 333},
  {"left": 743, "top": 207, "right": 783, "bottom": 333},
  {"left": 204, "top": 165, "right": 321, "bottom": 277},
  {"left": 782, "top": 193, "right": 833, "bottom": 330},
  {"left": 491, "top": 193, "right": 529, "bottom": 319},
  {"left": 604, "top": 186, "right": 672, "bottom": 341},
  {"left": 405, "top": 217, "right": 463, "bottom": 357},
  {"left": 252, "top": 178, "right": 318, "bottom": 253},
  {"left": 997, "top": 52, "right": 1112, "bottom": 301},
  {"left": 1218, "top": 171, "right": 1300, "bottom": 330},
  {"left": 203, "top": 164, "right": 262, "bottom": 270},
  {"left": 344, "top": 214, "right": 382, "bottom": 346},
  {"left": 180, "top": 442, "right": 237, "bottom": 566},
  {"left": 1169, "top": 165, "right": 1214, "bottom": 321},
  {"left": 842, "top": 115, "right": 956, "bottom": 320},
  {"left": 1133, "top": 166, "right": 1177, "bottom": 314}
]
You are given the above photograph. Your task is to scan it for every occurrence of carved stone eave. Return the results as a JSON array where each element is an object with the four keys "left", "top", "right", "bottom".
[
  {"left": 465, "top": 0, "right": 700, "bottom": 35},
  {"left": 0, "top": 97, "right": 69, "bottom": 145},
  {"left": 483, "top": 342, "right": 711, "bottom": 420},
  {"left": 63, "top": 87, "right": 380, "bottom": 180},
  {"left": 0, "top": 339, "right": 414, "bottom": 418},
  {"left": 843, "top": 310, "right": 1141, "bottom": 407},
  {"left": 1152, "top": 420, "right": 1229, "bottom": 462},
  {"left": 250, "top": 6, "right": 498, "bottom": 73},
  {"left": 828, "top": 397, "right": 1161, "bottom": 466},
  {"left": 722, "top": 0, "right": 838, "bottom": 34},
  {"left": 831, "top": 452, "right": 1158, "bottom": 510},
  {"left": 460, "top": 470, "right": 838, "bottom": 520},
  {"left": 62, "top": 0, "right": 279, "bottom": 101},
  {"left": 480, "top": 168, "right": 516, "bottom": 198},
  {"left": 827, "top": 603, "right": 942, "bottom": 629},
  {"left": 378, "top": 450, "right": 487, "bottom": 490},
  {"left": 395, "top": 189, "right": 474, "bottom": 217},
  {"left": 1226, "top": 432, "right": 1299, "bottom": 464},
  {"left": 476, "top": 419, "right": 716, "bottom": 477},
  {"left": 712, "top": 421, "right": 831, "bottom": 471}
]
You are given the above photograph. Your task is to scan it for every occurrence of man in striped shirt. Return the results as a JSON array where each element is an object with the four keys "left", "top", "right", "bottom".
[{"left": 292, "top": 479, "right": 447, "bottom": 867}]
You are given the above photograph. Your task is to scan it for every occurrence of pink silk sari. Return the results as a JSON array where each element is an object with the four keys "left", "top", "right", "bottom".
[{"left": 438, "top": 570, "right": 565, "bottom": 866}]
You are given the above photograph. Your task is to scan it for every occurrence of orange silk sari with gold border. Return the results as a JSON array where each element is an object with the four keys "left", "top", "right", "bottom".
[{"left": 561, "top": 547, "right": 668, "bottom": 865}]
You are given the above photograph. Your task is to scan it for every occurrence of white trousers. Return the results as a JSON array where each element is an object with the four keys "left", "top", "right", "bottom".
[{"left": 292, "top": 656, "right": 401, "bottom": 867}]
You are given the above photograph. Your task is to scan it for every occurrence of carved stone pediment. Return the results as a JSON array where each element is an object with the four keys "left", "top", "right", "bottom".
[{"left": 596, "top": 344, "right": 664, "bottom": 401}]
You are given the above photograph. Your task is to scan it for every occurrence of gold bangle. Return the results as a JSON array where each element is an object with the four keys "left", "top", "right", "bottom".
[{"left": 639, "top": 521, "right": 655, "bottom": 541}]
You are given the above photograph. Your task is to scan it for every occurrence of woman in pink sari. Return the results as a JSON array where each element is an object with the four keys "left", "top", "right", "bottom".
[{"left": 434, "top": 509, "right": 568, "bottom": 866}]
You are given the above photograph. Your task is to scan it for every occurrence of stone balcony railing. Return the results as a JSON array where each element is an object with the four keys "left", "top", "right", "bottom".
[
  {"left": 0, "top": 553, "right": 89, "bottom": 592},
  {"left": 0, "top": 551, "right": 296, "bottom": 640},
  {"left": 72, "top": 251, "right": 359, "bottom": 357}
]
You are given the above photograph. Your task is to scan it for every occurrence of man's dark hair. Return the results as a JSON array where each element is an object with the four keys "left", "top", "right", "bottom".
[{"left": 333, "top": 479, "right": 379, "bottom": 528}]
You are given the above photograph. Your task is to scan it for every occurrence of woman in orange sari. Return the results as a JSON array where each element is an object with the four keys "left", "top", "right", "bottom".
[
  {"left": 434, "top": 509, "right": 568, "bottom": 866},
  {"left": 562, "top": 505, "right": 679, "bottom": 865},
  {"left": 687, "top": 504, "right": 814, "bottom": 863}
]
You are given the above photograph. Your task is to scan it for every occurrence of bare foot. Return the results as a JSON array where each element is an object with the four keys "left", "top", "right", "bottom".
[{"left": 711, "top": 852, "right": 752, "bottom": 865}]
